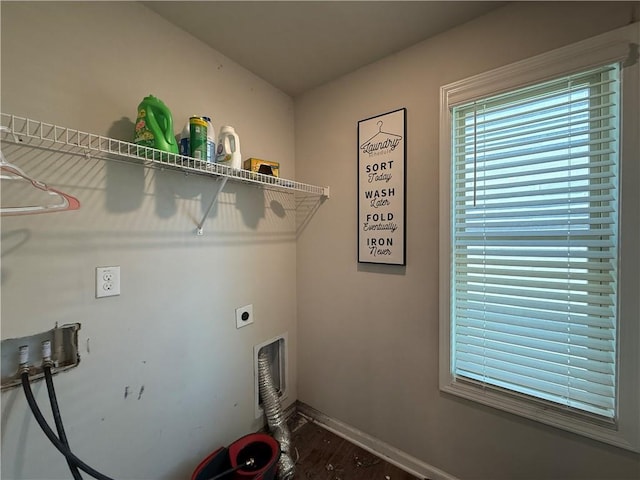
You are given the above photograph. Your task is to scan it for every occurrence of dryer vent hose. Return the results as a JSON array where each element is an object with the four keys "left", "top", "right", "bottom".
[{"left": 257, "top": 351, "right": 295, "bottom": 480}]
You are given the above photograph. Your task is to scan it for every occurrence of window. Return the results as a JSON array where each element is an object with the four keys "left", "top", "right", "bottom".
[
  {"left": 439, "top": 24, "right": 639, "bottom": 451},
  {"left": 453, "top": 64, "right": 620, "bottom": 419}
]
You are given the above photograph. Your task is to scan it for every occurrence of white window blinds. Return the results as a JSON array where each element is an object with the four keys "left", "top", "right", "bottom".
[{"left": 450, "top": 63, "right": 620, "bottom": 419}]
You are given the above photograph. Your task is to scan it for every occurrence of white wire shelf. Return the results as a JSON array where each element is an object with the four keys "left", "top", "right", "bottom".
[{"left": 0, "top": 113, "right": 330, "bottom": 198}]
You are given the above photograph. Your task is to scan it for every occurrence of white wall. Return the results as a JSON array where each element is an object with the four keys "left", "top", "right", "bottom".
[
  {"left": 1, "top": 2, "right": 297, "bottom": 479},
  {"left": 295, "top": 2, "right": 640, "bottom": 480}
]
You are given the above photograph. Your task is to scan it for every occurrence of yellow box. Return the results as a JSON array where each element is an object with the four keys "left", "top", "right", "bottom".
[{"left": 243, "top": 158, "right": 280, "bottom": 177}]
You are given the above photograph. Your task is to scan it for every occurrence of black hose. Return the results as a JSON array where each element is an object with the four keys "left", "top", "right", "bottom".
[
  {"left": 21, "top": 372, "right": 115, "bottom": 480},
  {"left": 44, "top": 366, "right": 83, "bottom": 480}
]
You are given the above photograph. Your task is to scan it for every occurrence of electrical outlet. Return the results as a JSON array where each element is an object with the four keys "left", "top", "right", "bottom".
[
  {"left": 236, "top": 304, "right": 253, "bottom": 329},
  {"left": 96, "top": 266, "right": 120, "bottom": 298}
]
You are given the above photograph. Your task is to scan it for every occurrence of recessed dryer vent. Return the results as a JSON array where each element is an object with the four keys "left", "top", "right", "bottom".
[{"left": 254, "top": 333, "right": 288, "bottom": 418}]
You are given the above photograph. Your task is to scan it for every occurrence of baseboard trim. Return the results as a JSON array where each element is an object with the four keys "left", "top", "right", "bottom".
[{"left": 296, "top": 402, "right": 459, "bottom": 480}]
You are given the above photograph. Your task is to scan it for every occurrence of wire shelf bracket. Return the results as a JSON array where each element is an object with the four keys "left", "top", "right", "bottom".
[{"left": 196, "top": 176, "right": 228, "bottom": 236}]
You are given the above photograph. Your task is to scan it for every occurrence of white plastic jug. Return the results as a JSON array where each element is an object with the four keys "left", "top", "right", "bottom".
[{"left": 216, "top": 126, "right": 241, "bottom": 169}]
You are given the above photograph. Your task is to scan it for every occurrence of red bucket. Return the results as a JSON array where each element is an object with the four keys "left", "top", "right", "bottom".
[{"left": 191, "top": 433, "right": 280, "bottom": 480}]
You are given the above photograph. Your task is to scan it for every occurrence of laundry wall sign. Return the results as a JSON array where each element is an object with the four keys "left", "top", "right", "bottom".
[{"left": 357, "top": 108, "right": 406, "bottom": 265}]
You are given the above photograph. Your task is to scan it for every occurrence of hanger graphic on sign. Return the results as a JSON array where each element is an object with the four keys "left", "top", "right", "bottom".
[
  {"left": 361, "top": 120, "right": 403, "bottom": 146},
  {"left": 0, "top": 128, "right": 80, "bottom": 216}
]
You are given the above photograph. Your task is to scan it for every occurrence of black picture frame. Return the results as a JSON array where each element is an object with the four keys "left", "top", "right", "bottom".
[{"left": 357, "top": 108, "right": 407, "bottom": 265}]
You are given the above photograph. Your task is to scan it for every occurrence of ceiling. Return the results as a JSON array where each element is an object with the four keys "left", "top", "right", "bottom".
[{"left": 144, "top": 1, "right": 507, "bottom": 97}]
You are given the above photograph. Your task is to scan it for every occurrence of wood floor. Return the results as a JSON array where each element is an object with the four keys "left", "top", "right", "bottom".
[{"left": 287, "top": 412, "right": 422, "bottom": 480}]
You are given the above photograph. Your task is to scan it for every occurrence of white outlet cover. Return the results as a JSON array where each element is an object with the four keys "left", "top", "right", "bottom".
[
  {"left": 96, "top": 266, "right": 120, "bottom": 298},
  {"left": 236, "top": 304, "right": 253, "bottom": 328}
]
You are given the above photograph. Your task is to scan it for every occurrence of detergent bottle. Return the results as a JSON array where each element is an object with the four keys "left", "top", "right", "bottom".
[
  {"left": 216, "top": 126, "right": 241, "bottom": 169},
  {"left": 134, "top": 95, "right": 179, "bottom": 155},
  {"left": 178, "top": 120, "right": 190, "bottom": 157},
  {"left": 203, "top": 116, "right": 216, "bottom": 163}
]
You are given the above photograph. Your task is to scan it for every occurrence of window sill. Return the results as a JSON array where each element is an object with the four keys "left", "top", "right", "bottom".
[{"left": 440, "top": 378, "right": 638, "bottom": 452}]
